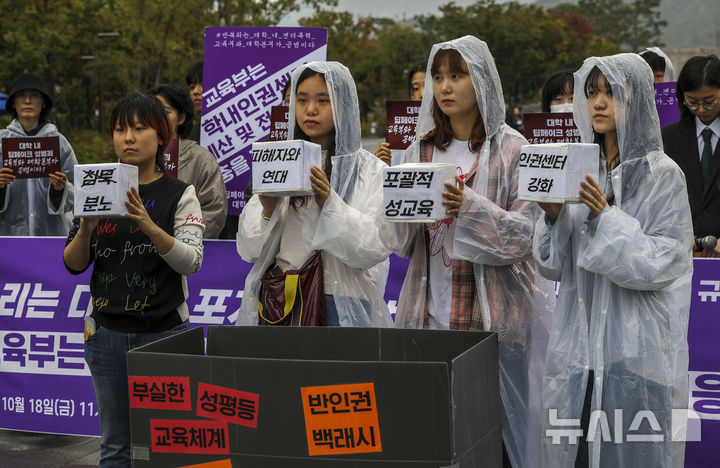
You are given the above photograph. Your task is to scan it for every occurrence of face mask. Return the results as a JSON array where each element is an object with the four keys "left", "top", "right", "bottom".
[{"left": 550, "top": 103, "right": 574, "bottom": 113}]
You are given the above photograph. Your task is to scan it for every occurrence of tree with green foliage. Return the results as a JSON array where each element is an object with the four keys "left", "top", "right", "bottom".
[{"left": 555, "top": 0, "right": 666, "bottom": 51}]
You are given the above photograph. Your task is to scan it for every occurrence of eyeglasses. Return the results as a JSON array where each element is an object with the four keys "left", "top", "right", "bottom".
[{"left": 683, "top": 100, "right": 718, "bottom": 111}]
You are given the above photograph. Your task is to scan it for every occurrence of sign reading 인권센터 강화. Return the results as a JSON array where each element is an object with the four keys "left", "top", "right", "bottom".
[{"left": 201, "top": 26, "right": 328, "bottom": 216}]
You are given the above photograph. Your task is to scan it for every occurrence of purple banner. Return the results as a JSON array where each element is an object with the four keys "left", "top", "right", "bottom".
[
  {"left": 5, "top": 235, "right": 716, "bottom": 467},
  {"left": 0, "top": 238, "right": 406, "bottom": 436},
  {"left": 654, "top": 81, "right": 681, "bottom": 129},
  {"left": 686, "top": 258, "right": 720, "bottom": 467},
  {"left": 202, "top": 26, "right": 327, "bottom": 215}
]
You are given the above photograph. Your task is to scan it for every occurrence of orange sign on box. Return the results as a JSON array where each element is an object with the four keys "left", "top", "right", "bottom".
[
  {"left": 300, "top": 382, "right": 382, "bottom": 456},
  {"left": 179, "top": 459, "right": 232, "bottom": 468}
]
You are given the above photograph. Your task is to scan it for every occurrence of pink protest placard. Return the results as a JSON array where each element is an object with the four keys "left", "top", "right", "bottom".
[
  {"left": 2, "top": 136, "right": 61, "bottom": 179},
  {"left": 522, "top": 112, "right": 580, "bottom": 144}
]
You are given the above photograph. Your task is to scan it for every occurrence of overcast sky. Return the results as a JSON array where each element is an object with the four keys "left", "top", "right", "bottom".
[{"left": 277, "top": 0, "right": 532, "bottom": 26}]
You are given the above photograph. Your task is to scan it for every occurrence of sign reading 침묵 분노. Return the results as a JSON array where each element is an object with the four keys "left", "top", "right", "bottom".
[{"left": 301, "top": 382, "right": 382, "bottom": 456}]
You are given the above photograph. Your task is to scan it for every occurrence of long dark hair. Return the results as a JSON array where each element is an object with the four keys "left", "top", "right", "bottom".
[
  {"left": 292, "top": 68, "right": 336, "bottom": 208},
  {"left": 293, "top": 67, "right": 336, "bottom": 181},
  {"left": 676, "top": 55, "right": 720, "bottom": 122},
  {"left": 541, "top": 69, "right": 574, "bottom": 112},
  {"left": 109, "top": 92, "right": 172, "bottom": 172},
  {"left": 148, "top": 84, "right": 194, "bottom": 138},
  {"left": 422, "top": 49, "right": 486, "bottom": 153}
]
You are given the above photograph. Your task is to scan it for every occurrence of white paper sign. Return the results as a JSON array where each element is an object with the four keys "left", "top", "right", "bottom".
[
  {"left": 383, "top": 163, "right": 457, "bottom": 222},
  {"left": 518, "top": 143, "right": 599, "bottom": 203},
  {"left": 251, "top": 139, "right": 322, "bottom": 196},
  {"left": 73, "top": 163, "right": 139, "bottom": 217}
]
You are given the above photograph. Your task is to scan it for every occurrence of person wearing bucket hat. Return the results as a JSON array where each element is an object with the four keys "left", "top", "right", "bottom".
[{"left": 0, "top": 72, "right": 77, "bottom": 235}]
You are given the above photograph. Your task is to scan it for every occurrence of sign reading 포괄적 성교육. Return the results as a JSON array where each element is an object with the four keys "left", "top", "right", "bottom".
[{"left": 201, "top": 26, "right": 328, "bottom": 215}]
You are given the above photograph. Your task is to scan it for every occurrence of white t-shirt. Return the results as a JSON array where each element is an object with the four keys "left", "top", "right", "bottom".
[
  {"left": 274, "top": 150, "right": 333, "bottom": 293},
  {"left": 426, "top": 139, "right": 477, "bottom": 329}
]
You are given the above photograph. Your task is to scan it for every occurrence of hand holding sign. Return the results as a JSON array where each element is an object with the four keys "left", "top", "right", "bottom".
[
  {"left": 0, "top": 167, "right": 16, "bottom": 189},
  {"left": 310, "top": 166, "right": 330, "bottom": 209},
  {"left": 375, "top": 142, "right": 391, "bottom": 166},
  {"left": 125, "top": 186, "right": 157, "bottom": 235},
  {"left": 48, "top": 171, "right": 67, "bottom": 191},
  {"left": 538, "top": 202, "right": 563, "bottom": 224},
  {"left": 258, "top": 194, "right": 279, "bottom": 219},
  {"left": 78, "top": 217, "right": 100, "bottom": 237},
  {"left": 442, "top": 176, "right": 465, "bottom": 217},
  {"left": 579, "top": 175, "right": 606, "bottom": 218}
]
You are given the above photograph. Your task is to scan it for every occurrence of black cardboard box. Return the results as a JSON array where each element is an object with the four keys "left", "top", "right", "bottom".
[{"left": 127, "top": 326, "right": 500, "bottom": 467}]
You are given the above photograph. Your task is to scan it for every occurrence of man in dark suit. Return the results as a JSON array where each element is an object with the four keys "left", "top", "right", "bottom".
[{"left": 662, "top": 55, "right": 720, "bottom": 257}]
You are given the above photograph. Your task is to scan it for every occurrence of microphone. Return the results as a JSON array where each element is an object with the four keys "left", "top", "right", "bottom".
[{"left": 694, "top": 235, "right": 718, "bottom": 252}]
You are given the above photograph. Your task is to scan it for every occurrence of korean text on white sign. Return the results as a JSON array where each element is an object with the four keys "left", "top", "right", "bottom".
[
  {"left": 518, "top": 143, "right": 599, "bottom": 203},
  {"left": 73, "top": 163, "right": 139, "bottom": 217},
  {"left": 383, "top": 163, "right": 457, "bottom": 222},
  {"left": 251, "top": 140, "right": 321, "bottom": 196}
]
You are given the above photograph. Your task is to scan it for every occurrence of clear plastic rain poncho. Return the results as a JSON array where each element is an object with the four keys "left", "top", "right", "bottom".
[
  {"left": 533, "top": 53, "right": 693, "bottom": 467},
  {"left": 642, "top": 47, "right": 675, "bottom": 82},
  {"left": 379, "top": 35, "right": 554, "bottom": 467},
  {"left": 236, "top": 61, "right": 392, "bottom": 327},
  {"left": 0, "top": 120, "right": 77, "bottom": 236}
]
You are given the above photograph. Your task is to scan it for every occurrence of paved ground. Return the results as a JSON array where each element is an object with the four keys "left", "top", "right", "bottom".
[{"left": 0, "top": 430, "right": 99, "bottom": 468}]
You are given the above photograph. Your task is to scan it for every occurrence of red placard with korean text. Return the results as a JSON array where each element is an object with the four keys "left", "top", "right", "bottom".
[
  {"left": 2, "top": 136, "right": 61, "bottom": 179},
  {"left": 150, "top": 419, "right": 230, "bottom": 454},
  {"left": 385, "top": 101, "right": 420, "bottom": 150},
  {"left": 164, "top": 138, "right": 179, "bottom": 177},
  {"left": 196, "top": 382, "right": 259, "bottom": 428},
  {"left": 268, "top": 106, "right": 289, "bottom": 141},
  {"left": 301, "top": 382, "right": 382, "bottom": 456},
  {"left": 522, "top": 112, "right": 580, "bottom": 144},
  {"left": 128, "top": 376, "right": 191, "bottom": 411}
]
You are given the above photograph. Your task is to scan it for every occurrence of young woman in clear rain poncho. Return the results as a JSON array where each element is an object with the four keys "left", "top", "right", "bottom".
[
  {"left": 639, "top": 47, "right": 675, "bottom": 83},
  {"left": 533, "top": 53, "right": 693, "bottom": 467},
  {"left": 235, "top": 61, "right": 392, "bottom": 328},
  {"left": 379, "top": 35, "right": 554, "bottom": 467}
]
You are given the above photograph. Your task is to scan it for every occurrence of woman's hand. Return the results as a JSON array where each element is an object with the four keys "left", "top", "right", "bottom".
[
  {"left": 538, "top": 202, "right": 563, "bottom": 225},
  {"left": 374, "top": 142, "right": 391, "bottom": 166},
  {"left": 442, "top": 176, "right": 465, "bottom": 217},
  {"left": 702, "top": 243, "right": 720, "bottom": 258},
  {"left": 579, "top": 175, "right": 606, "bottom": 218},
  {"left": 78, "top": 217, "right": 99, "bottom": 237},
  {"left": 125, "top": 187, "right": 159, "bottom": 235},
  {"left": 258, "top": 194, "right": 278, "bottom": 220},
  {"left": 310, "top": 166, "right": 331, "bottom": 209},
  {"left": 0, "top": 167, "right": 16, "bottom": 189},
  {"left": 48, "top": 171, "right": 67, "bottom": 191}
]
